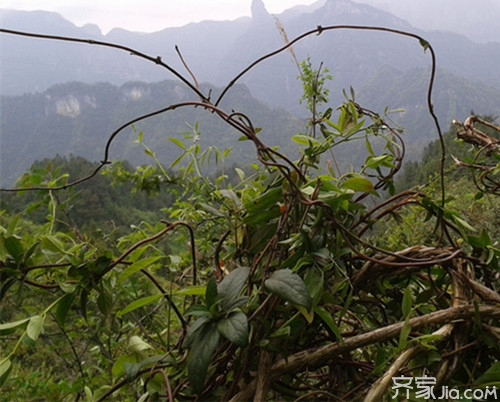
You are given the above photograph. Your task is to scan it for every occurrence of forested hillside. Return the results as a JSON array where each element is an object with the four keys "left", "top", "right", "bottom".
[{"left": 0, "top": 80, "right": 303, "bottom": 186}]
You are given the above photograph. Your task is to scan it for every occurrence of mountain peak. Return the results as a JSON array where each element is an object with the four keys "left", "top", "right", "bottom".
[{"left": 251, "top": 0, "right": 270, "bottom": 20}]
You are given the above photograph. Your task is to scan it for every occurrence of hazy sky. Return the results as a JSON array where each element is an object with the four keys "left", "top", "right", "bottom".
[{"left": 1, "top": 0, "right": 320, "bottom": 34}]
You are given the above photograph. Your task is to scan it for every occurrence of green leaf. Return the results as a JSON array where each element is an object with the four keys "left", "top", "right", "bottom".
[
  {"left": 218, "top": 266, "right": 250, "bottom": 312},
  {"left": 364, "top": 154, "right": 395, "bottom": 170},
  {"left": 398, "top": 316, "right": 411, "bottom": 351},
  {"left": 474, "top": 361, "right": 500, "bottom": 385},
  {"left": 27, "top": 315, "right": 45, "bottom": 341},
  {"left": 304, "top": 267, "right": 324, "bottom": 306},
  {"left": 6, "top": 214, "right": 20, "bottom": 236},
  {"left": 184, "top": 316, "right": 211, "bottom": 349},
  {"left": 56, "top": 292, "right": 75, "bottom": 326},
  {"left": 342, "top": 176, "right": 374, "bottom": 193},
  {"left": 0, "top": 318, "right": 30, "bottom": 335},
  {"left": 118, "top": 256, "right": 162, "bottom": 283},
  {"left": 314, "top": 306, "right": 342, "bottom": 340},
  {"left": 128, "top": 335, "right": 153, "bottom": 353},
  {"left": 112, "top": 354, "right": 137, "bottom": 379},
  {"left": 419, "top": 38, "right": 430, "bottom": 52},
  {"left": 117, "top": 294, "right": 163, "bottom": 318},
  {"left": 292, "top": 134, "right": 319, "bottom": 147},
  {"left": 265, "top": 269, "right": 312, "bottom": 311},
  {"left": 97, "top": 288, "right": 113, "bottom": 317},
  {"left": 40, "top": 235, "right": 65, "bottom": 254},
  {"left": 402, "top": 286, "right": 413, "bottom": 317},
  {"left": 169, "top": 137, "right": 186, "bottom": 150},
  {"left": 124, "top": 362, "right": 141, "bottom": 381},
  {"left": 173, "top": 285, "right": 206, "bottom": 297},
  {"left": 59, "top": 281, "right": 77, "bottom": 294},
  {"left": 219, "top": 189, "right": 242, "bottom": 208},
  {"left": 205, "top": 276, "right": 218, "bottom": 309},
  {"left": 235, "top": 168, "right": 245, "bottom": 181},
  {"left": 187, "top": 321, "right": 220, "bottom": 395},
  {"left": 217, "top": 311, "right": 249, "bottom": 347},
  {"left": 244, "top": 187, "right": 282, "bottom": 216},
  {"left": 196, "top": 202, "right": 225, "bottom": 217},
  {"left": 0, "top": 359, "right": 12, "bottom": 387},
  {"left": 185, "top": 304, "right": 210, "bottom": 317},
  {"left": 4, "top": 236, "right": 24, "bottom": 263}
]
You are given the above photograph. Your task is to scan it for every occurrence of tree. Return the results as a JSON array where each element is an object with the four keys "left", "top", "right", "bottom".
[{"left": 0, "top": 25, "right": 499, "bottom": 401}]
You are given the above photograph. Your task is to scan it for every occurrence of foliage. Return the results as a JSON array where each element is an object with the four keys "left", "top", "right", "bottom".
[{"left": 1, "top": 25, "right": 500, "bottom": 402}]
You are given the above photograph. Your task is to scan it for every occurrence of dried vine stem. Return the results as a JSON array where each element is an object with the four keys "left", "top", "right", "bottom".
[{"left": 231, "top": 305, "right": 500, "bottom": 401}]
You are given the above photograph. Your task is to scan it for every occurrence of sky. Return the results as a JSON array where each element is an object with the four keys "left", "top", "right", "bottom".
[{"left": 1, "top": 0, "right": 320, "bottom": 34}]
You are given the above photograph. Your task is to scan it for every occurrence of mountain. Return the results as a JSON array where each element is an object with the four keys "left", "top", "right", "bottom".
[
  {"left": 2, "top": 0, "right": 500, "bottom": 98},
  {"left": 355, "top": 0, "right": 500, "bottom": 44},
  {"left": 0, "top": 80, "right": 303, "bottom": 186},
  {"left": 1, "top": 0, "right": 500, "bottom": 185}
]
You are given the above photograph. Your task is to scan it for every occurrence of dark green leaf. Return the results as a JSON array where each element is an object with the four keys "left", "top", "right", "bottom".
[
  {"left": 56, "top": 292, "right": 75, "bottom": 326},
  {"left": 124, "top": 362, "right": 141, "bottom": 381},
  {"left": 265, "top": 269, "right": 312, "bottom": 311},
  {"left": 304, "top": 267, "right": 324, "bottom": 306},
  {"left": 187, "top": 321, "right": 220, "bottom": 395},
  {"left": 97, "top": 288, "right": 113, "bottom": 317},
  {"left": 217, "top": 266, "right": 250, "bottom": 312},
  {"left": 419, "top": 38, "right": 430, "bottom": 52},
  {"left": 205, "top": 276, "right": 218, "bottom": 309},
  {"left": 217, "top": 311, "right": 249, "bottom": 347},
  {"left": 184, "top": 316, "right": 211, "bottom": 349},
  {"left": 4, "top": 236, "right": 24, "bottom": 263}
]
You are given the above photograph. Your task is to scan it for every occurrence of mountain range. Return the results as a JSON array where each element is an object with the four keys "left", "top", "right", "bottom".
[{"left": 1, "top": 0, "right": 500, "bottom": 186}]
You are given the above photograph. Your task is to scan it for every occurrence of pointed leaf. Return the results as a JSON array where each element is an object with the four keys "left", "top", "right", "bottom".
[
  {"left": 0, "top": 359, "right": 12, "bottom": 387},
  {"left": 169, "top": 137, "right": 186, "bottom": 150},
  {"left": 56, "top": 292, "right": 75, "bottom": 326},
  {"left": 118, "top": 256, "right": 162, "bottom": 283},
  {"left": 304, "top": 267, "right": 324, "bottom": 306},
  {"left": 265, "top": 269, "right": 312, "bottom": 311},
  {"left": 292, "top": 134, "right": 319, "bottom": 147},
  {"left": 342, "top": 176, "right": 374, "bottom": 193},
  {"left": 205, "top": 276, "right": 218, "bottom": 309},
  {"left": 0, "top": 318, "right": 30, "bottom": 335},
  {"left": 314, "top": 306, "right": 342, "bottom": 340},
  {"left": 474, "top": 361, "right": 500, "bottom": 385},
  {"left": 217, "top": 266, "right": 250, "bottom": 311},
  {"left": 4, "top": 236, "right": 24, "bottom": 263},
  {"left": 117, "top": 294, "right": 163, "bottom": 318},
  {"left": 402, "top": 286, "right": 413, "bottom": 317},
  {"left": 187, "top": 321, "right": 220, "bottom": 395}
]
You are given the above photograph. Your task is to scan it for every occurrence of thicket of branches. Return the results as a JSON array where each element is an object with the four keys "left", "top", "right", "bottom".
[{"left": 0, "top": 24, "right": 499, "bottom": 401}]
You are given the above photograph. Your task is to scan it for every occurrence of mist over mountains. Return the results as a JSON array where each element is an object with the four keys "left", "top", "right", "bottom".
[{"left": 1, "top": 0, "right": 500, "bottom": 186}]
